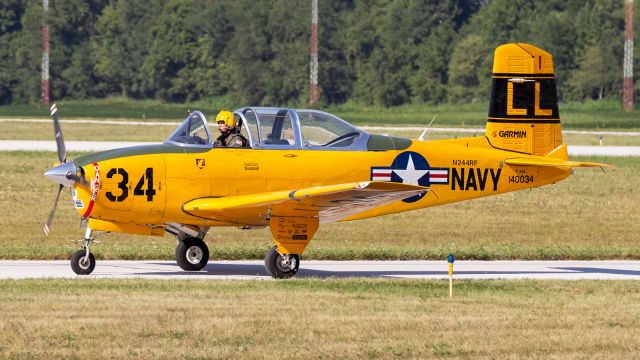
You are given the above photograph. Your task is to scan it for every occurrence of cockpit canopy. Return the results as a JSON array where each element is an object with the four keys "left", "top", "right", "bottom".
[
  {"left": 237, "top": 107, "right": 367, "bottom": 150},
  {"left": 165, "top": 107, "right": 411, "bottom": 151}
]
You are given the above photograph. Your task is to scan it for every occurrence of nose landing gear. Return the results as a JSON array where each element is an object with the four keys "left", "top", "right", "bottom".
[{"left": 70, "top": 228, "right": 96, "bottom": 275}]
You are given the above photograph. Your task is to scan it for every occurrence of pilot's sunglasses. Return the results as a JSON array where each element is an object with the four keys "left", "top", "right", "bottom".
[{"left": 217, "top": 121, "right": 226, "bottom": 124}]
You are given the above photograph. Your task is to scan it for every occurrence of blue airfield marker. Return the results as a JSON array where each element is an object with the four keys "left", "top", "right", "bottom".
[{"left": 447, "top": 253, "right": 454, "bottom": 298}]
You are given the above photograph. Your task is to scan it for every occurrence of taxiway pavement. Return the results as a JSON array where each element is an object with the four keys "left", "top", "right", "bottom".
[
  {"left": 1, "top": 260, "right": 639, "bottom": 280},
  {"left": 2, "top": 140, "right": 639, "bottom": 156}
]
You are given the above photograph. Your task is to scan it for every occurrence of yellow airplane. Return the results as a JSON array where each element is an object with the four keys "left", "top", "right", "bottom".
[{"left": 44, "top": 43, "right": 606, "bottom": 277}]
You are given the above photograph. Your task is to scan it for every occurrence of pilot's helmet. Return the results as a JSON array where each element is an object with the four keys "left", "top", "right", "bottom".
[{"left": 215, "top": 110, "right": 235, "bottom": 128}]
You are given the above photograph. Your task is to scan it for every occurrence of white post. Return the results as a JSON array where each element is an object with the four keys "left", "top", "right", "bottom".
[
  {"left": 309, "top": 0, "right": 319, "bottom": 107},
  {"left": 41, "top": 0, "right": 50, "bottom": 105},
  {"left": 623, "top": 0, "right": 634, "bottom": 111}
]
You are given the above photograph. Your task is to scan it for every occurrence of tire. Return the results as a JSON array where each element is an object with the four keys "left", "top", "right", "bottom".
[
  {"left": 176, "top": 237, "right": 209, "bottom": 271},
  {"left": 71, "top": 249, "right": 96, "bottom": 275},
  {"left": 264, "top": 246, "right": 300, "bottom": 279}
]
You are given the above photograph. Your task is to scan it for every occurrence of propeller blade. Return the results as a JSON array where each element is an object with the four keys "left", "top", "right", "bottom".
[
  {"left": 44, "top": 184, "right": 64, "bottom": 236},
  {"left": 51, "top": 103, "right": 67, "bottom": 164}
]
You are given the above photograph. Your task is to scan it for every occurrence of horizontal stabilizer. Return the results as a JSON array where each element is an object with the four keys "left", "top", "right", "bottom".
[
  {"left": 505, "top": 157, "right": 610, "bottom": 168},
  {"left": 183, "top": 181, "right": 428, "bottom": 225}
]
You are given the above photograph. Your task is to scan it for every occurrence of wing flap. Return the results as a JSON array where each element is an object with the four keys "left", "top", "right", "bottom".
[
  {"left": 505, "top": 157, "right": 610, "bottom": 168},
  {"left": 183, "top": 181, "right": 428, "bottom": 224}
]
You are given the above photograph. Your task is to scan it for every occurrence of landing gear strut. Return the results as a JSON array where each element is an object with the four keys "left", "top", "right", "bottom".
[
  {"left": 176, "top": 237, "right": 209, "bottom": 271},
  {"left": 264, "top": 246, "right": 300, "bottom": 279},
  {"left": 70, "top": 228, "right": 96, "bottom": 275}
]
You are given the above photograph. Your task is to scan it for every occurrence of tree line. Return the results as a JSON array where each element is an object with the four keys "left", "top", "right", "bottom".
[{"left": 0, "top": 0, "right": 638, "bottom": 106}]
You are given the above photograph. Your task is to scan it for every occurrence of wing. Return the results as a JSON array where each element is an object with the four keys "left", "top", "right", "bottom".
[{"left": 183, "top": 181, "right": 428, "bottom": 225}]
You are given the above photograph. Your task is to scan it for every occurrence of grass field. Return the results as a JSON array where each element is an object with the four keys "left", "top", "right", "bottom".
[
  {"left": 1, "top": 120, "right": 639, "bottom": 146},
  {"left": 1, "top": 97, "right": 639, "bottom": 128},
  {"left": 0, "top": 150, "right": 637, "bottom": 261},
  {"left": 0, "top": 119, "right": 178, "bottom": 142},
  {"left": 330, "top": 100, "right": 640, "bottom": 129},
  {"left": 385, "top": 129, "right": 640, "bottom": 146},
  {"left": 0, "top": 97, "right": 237, "bottom": 121},
  {"left": 1, "top": 279, "right": 639, "bottom": 358}
]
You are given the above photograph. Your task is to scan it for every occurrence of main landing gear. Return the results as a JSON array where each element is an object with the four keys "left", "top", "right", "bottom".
[
  {"left": 176, "top": 237, "right": 209, "bottom": 271},
  {"left": 264, "top": 246, "right": 300, "bottom": 279},
  {"left": 70, "top": 228, "right": 96, "bottom": 275},
  {"left": 174, "top": 238, "right": 299, "bottom": 278}
]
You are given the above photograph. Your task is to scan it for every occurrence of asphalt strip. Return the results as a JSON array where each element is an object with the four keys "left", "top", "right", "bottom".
[
  {"left": 1, "top": 140, "right": 639, "bottom": 156},
  {"left": 1, "top": 260, "right": 639, "bottom": 280},
  {"left": 1, "top": 118, "right": 640, "bottom": 136}
]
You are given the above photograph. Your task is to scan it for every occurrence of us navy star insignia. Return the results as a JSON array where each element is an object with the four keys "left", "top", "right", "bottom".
[{"left": 393, "top": 154, "right": 428, "bottom": 186}]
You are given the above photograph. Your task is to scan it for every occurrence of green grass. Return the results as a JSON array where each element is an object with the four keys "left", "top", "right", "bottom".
[
  {"left": 385, "top": 129, "right": 640, "bottom": 146},
  {"left": 1, "top": 97, "right": 638, "bottom": 129},
  {"left": 0, "top": 96, "right": 239, "bottom": 120},
  {"left": 328, "top": 99, "right": 640, "bottom": 128},
  {"left": 1, "top": 119, "right": 639, "bottom": 145},
  {"left": 0, "top": 151, "right": 638, "bottom": 261},
  {"left": 0, "top": 118, "right": 177, "bottom": 141},
  {"left": 1, "top": 279, "right": 639, "bottom": 358}
]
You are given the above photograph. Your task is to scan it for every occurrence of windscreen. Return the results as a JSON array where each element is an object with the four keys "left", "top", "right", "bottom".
[{"left": 167, "top": 113, "right": 210, "bottom": 145}]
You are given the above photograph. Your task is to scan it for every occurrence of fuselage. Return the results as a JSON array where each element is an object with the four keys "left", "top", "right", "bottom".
[{"left": 70, "top": 135, "right": 570, "bottom": 228}]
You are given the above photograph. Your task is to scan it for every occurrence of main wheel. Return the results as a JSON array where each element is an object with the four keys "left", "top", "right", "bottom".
[
  {"left": 176, "top": 237, "right": 209, "bottom": 271},
  {"left": 71, "top": 249, "right": 96, "bottom": 275},
  {"left": 264, "top": 246, "right": 300, "bottom": 279}
]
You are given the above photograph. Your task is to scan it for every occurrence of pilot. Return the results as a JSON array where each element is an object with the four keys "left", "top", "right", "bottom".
[{"left": 213, "top": 110, "right": 247, "bottom": 147}]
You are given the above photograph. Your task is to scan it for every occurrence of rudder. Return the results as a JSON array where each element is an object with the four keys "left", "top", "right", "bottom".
[{"left": 486, "top": 43, "right": 563, "bottom": 157}]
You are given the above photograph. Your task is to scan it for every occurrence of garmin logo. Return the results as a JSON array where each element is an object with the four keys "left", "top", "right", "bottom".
[{"left": 498, "top": 130, "right": 526, "bottom": 138}]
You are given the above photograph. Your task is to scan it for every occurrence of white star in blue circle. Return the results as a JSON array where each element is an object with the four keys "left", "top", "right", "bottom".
[{"left": 390, "top": 151, "right": 432, "bottom": 203}]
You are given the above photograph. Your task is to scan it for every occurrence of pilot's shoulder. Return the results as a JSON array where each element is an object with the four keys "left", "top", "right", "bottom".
[{"left": 228, "top": 133, "right": 247, "bottom": 147}]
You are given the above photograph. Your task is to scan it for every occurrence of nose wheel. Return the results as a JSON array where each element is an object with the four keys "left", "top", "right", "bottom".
[
  {"left": 70, "top": 229, "right": 96, "bottom": 275},
  {"left": 264, "top": 246, "right": 300, "bottom": 279},
  {"left": 71, "top": 249, "right": 96, "bottom": 275}
]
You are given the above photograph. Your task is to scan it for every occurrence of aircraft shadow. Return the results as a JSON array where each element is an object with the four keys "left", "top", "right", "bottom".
[
  {"left": 552, "top": 267, "right": 640, "bottom": 277},
  {"left": 130, "top": 262, "right": 640, "bottom": 279}
]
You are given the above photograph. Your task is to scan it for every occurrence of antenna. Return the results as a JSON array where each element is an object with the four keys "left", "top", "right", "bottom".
[{"left": 418, "top": 115, "right": 437, "bottom": 141}]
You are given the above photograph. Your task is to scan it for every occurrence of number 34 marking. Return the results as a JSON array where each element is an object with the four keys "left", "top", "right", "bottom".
[{"left": 106, "top": 168, "right": 156, "bottom": 202}]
